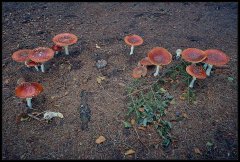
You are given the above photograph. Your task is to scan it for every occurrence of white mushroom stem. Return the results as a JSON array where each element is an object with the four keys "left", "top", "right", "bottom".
[
  {"left": 130, "top": 45, "right": 134, "bottom": 55},
  {"left": 203, "top": 63, "right": 208, "bottom": 70},
  {"left": 34, "top": 65, "right": 39, "bottom": 71},
  {"left": 189, "top": 76, "right": 197, "bottom": 88},
  {"left": 64, "top": 46, "right": 69, "bottom": 55},
  {"left": 206, "top": 64, "right": 213, "bottom": 76},
  {"left": 40, "top": 64, "right": 45, "bottom": 72},
  {"left": 154, "top": 65, "right": 160, "bottom": 76},
  {"left": 26, "top": 98, "right": 33, "bottom": 109},
  {"left": 176, "top": 49, "right": 182, "bottom": 60}
]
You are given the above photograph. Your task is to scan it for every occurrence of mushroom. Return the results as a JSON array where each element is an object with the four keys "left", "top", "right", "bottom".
[
  {"left": 181, "top": 48, "right": 207, "bottom": 64},
  {"left": 175, "top": 49, "right": 182, "bottom": 60},
  {"left": 147, "top": 47, "right": 172, "bottom": 76},
  {"left": 186, "top": 64, "right": 207, "bottom": 88},
  {"left": 202, "top": 49, "right": 230, "bottom": 76},
  {"left": 124, "top": 34, "right": 143, "bottom": 55},
  {"left": 28, "top": 47, "right": 55, "bottom": 72},
  {"left": 15, "top": 82, "right": 43, "bottom": 109},
  {"left": 25, "top": 59, "right": 40, "bottom": 71},
  {"left": 52, "top": 33, "right": 78, "bottom": 55},
  {"left": 138, "top": 57, "right": 153, "bottom": 66},
  {"left": 132, "top": 66, "right": 148, "bottom": 78},
  {"left": 51, "top": 45, "right": 63, "bottom": 55},
  {"left": 12, "top": 49, "right": 40, "bottom": 71}
]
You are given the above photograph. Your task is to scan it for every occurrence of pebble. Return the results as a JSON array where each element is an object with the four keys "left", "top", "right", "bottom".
[{"left": 96, "top": 59, "right": 107, "bottom": 69}]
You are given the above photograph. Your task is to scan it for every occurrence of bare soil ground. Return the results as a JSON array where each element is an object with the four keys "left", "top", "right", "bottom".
[{"left": 2, "top": 2, "right": 238, "bottom": 160}]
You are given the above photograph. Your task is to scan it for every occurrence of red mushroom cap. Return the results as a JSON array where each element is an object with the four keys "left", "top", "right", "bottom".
[
  {"left": 51, "top": 45, "right": 63, "bottom": 51},
  {"left": 186, "top": 64, "right": 207, "bottom": 79},
  {"left": 25, "top": 60, "right": 40, "bottom": 67},
  {"left": 203, "top": 49, "right": 230, "bottom": 66},
  {"left": 147, "top": 47, "right": 172, "bottom": 65},
  {"left": 28, "top": 47, "right": 54, "bottom": 63},
  {"left": 181, "top": 48, "right": 207, "bottom": 63},
  {"left": 139, "top": 57, "right": 153, "bottom": 66},
  {"left": 12, "top": 49, "right": 32, "bottom": 62},
  {"left": 15, "top": 82, "right": 43, "bottom": 99},
  {"left": 124, "top": 34, "right": 143, "bottom": 46},
  {"left": 52, "top": 33, "right": 78, "bottom": 47},
  {"left": 132, "top": 66, "right": 147, "bottom": 78}
]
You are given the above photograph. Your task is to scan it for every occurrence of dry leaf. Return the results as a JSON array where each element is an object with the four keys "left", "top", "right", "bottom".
[
  {"left": 131, "top": 119, "right": 135, "bottom": 125},
  {"left": 138, "top": 107, "right": 144, "bottom": 112},
  {"left": 96, "top": 76, "right": 106, "bottom": 84},
  {"left": 118, "top": 83, "right": 126, "bottom": 87},
  {"left": 182, "top": 113, "right": 188, "bottom": 118},
  {"left": 194, "top": 148, "right": 202, "bottom": 155},
  {"left": 96, "top": 136, "right": 106, "bottom": 144},
  {"left": 125, "top": 149, "right": 135, "bottom": 155},
  {"left": 138, "top": 126, "right": 146, "bottom": 131}
]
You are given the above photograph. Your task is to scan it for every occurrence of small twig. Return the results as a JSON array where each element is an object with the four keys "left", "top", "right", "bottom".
[{"left": 27, "top": 113, "right": 44, "bottom": 121}]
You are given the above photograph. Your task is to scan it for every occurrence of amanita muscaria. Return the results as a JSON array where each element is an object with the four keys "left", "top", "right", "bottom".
[
  {"left": 12, "top": 49, "right": 39, "bottom": 71},
  {"left": 124, "top": 34, "right": 143, "bottom": 55},
  {"left": 15, "top": 82, "right": 43, "bottom": 109},
  {"left": 186, "top": 64, "right": 207, "bottom": 88},
  {"left": 202, "top": 49, "right": 230, "bottom": 76},
  {"left": 28, "top": 47, "right": 55, "bottom": 72},
  {"left": 147, "top": 47, "right": 172, "bottom": 76},
  {"left": 52, "top": 33, "right": 78, "bottom": 55},
  {"left": 181, "top": 48, "right": 207, "bottom": 64}
]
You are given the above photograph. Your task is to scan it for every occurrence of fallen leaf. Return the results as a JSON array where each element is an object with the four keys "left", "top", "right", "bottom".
[
  {"left": 125, "top": 149, "right": 135, "bottom": 155},
  {"left": 118, "top": 83, "right": 126, "bottom": 87},
  {"left": 96, "top": 136, "right": 106, "bottom": 144},
  {"left": 182, "top": 113, "right": 188, "bottom": 118},
  {"left": 131, "top": 119, "right": 136, "bottom": 126},
  {"left": 138, "top": 107, "right": 144, "bottom": 112},
  {"left": 138, "top": 126, "right": 146, "bottom": 131},
  {"left": 194, "top": 148, "right": 202, "bottom": 155},
  {"left": 96, "top": 76, "right": 106, "bottom": 84}
]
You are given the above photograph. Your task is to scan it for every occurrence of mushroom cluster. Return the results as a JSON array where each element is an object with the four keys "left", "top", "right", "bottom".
[{"left": 11, "top": 33, "right": 78, "bottom": 111}]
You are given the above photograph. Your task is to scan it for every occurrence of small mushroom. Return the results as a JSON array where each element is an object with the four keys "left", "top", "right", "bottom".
[
  {"left": 132, "top": 66, "right": 147, "bottom": 78},
  {"left": 147, "top": 47, "right": 172, "bottom": 76},
  {"left": 124, "top": 34, "right": 143, "bottom": 55},
  {"left": 12, "top": 49, "right": 40, "bottom": 71},
  {"left": 15, "top": 82, "right": 43, "bottom": 109},
  {"left": 181, "top": 48, "right": 207, "bottom": 64},
  {"left": 202, "top": 49, "right": 230, "bottom": 76},
  {"left": 52, "top": 33, "right": 78, "bottom": 55},
  {"left": 138, "top": 57, "right": 153, "bottom": 66},
  {"left": 25, "top": 59, "right": 40, "bottom": 71},
  {"left": 186, "top": 64, "right": 207, "bottom": 88},
  {"left": 51, "top": 45, "right": 63, "bottom": 55},
  {"left": 175, "top": 49, "right": 182, "bottom": 60},
  {"left": 28, "top": 47, "right": 55, "bottom": 72}
]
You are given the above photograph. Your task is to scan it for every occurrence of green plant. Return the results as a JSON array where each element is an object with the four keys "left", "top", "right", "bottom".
[{"left": 125, "top": 79, "right": 173, "bottom": 148}]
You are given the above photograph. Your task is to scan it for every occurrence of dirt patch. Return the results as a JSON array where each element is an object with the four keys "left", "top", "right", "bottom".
[{"left": 2, "top": 2, "right": 238, "bottom": 160}]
